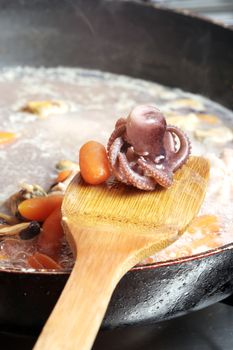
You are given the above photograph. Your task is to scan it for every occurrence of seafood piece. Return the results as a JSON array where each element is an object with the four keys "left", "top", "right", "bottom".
[
  {"left": 21, "top": 100, "right": 73, "bottom": 118},
  {"left": 108, "top": 105, "right": 191, "bottom": 190}
]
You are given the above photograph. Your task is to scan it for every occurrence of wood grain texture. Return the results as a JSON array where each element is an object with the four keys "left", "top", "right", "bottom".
[{"left": 33, "top": 156, "right": 209, "bottom": 350}]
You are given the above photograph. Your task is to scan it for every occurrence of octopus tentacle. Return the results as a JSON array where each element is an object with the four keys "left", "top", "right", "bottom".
[
  {"left": 137, "top": 158, "right": 173, "bottom": 188},
  {"left": 115, "top": 117, "right": 126, "bottom": 128},
  {"left": 118, "top": 153, "right": 156, "bottom": 191},
  {"left": 108, "top": 137, "right": 123, "bottom": 167},
  {"left": 166, "top": 125, "right": 191, "bottom": 172},
  {"left": 108, "top": 137, "right": 126, "bottom": 182},
  {"left": 163, "top": 130, "right": 176, "bottom": 153},
  {"left": 107, "top": 122, "right": 126, "bottom": 152}
]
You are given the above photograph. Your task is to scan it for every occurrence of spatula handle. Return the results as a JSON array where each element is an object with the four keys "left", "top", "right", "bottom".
[
  {"left": 33, "top": 232, "right": 133, "bottom": 350},
  {"left": 33, "top": 221, "right": 177, "bottom": 350}
]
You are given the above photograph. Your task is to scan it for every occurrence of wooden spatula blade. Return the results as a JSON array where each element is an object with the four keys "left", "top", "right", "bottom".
[{"left": 63, "top": 156, "right": 209, "bottom": 236}]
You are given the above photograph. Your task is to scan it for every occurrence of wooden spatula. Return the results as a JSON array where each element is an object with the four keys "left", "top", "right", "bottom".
[{"left": 33, "top": 156, "right": 209, "bottom": 350}]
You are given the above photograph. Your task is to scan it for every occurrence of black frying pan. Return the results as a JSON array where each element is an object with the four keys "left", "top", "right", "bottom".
[{"left": 0, "top": 0, "right": 232, "bottom": 335}]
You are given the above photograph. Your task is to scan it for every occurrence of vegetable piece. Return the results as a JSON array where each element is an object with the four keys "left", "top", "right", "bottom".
[
  {"left": 28, "top": 252, "right": 61, "bottom": 269},
  {"left": 79, "top": 141, "right": 110, "bottom": 185},
  {"left": 187, "top": 215, "right": 220, "bottom": 235},
  {"left": 141, "top": 256, "right": 154, "bottom": 265},
  {"left": 19, "top": 221, "right": 41, "bottom": 240},
  {"left": 190, "top": 234, "right": 220, "bottom": 249},
  {"left": 18, "top": 195, "right": 63, "bottom": 221},
  {"left": 0, "top": 131, "right": 17, "bottom": 145},
  {"left": 0, "top": 212, "right": 19, "bottom": 225},
  {"left": 197, "top": 113, "right": 220, "bottom": 125},
  {"left": 37, "top": 206, "right": 64, "bottom": 258},
  {"left": 21, "top": 100, "right": 70, "bottom": 119},
  {"left": 0, "top": 222, "right": 31, "bottom": 237},
  {"left": 55, "top": 170, "right": 72, "bottom": 183},
  {"left": 19, "top": 183, "right": 48, "bottom": 199},
  {"left": 6, "top": 183, "right": 47, "bottom": 218},
  {"left": 55, "top": 159, "right": 80, "bottom": 172}
]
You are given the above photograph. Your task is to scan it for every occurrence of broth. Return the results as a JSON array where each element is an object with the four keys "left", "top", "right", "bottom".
[{"left": 0, "top": 67, "right": 232, "bottom": 270}]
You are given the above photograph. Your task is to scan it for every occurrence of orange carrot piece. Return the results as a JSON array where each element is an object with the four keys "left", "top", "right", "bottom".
[
  {"left": 190, "top": 233, "right": 220, "bottom": 250},
  {"left": 142, "top": 257, "right": 154, "bottom": 265},
  {"left": 55, "top": 170, "right": 72, "bottom": 183},
  {"left": 197, "top": 114, "right": 219, "bottom": 125},
  {"left": 187, "top": 215, "right": 220, "bottom": 234},
  {"left": 0, "top": 131, "right": 17, "bottom": 145},
  {"left": 18, "top": 195, "right": 63, "bottom": 221},
  {"left": 79, "top": 141, "right": 110, "bottom": 185},
  {"left": 37, "top": 206, "right": 64, "bottom": 258},
  {"left": 28, "top": 252, "right": 61, "bottom": 269},
  {"left": 28, "top": 254, "right": 44, "bottom": 269}
]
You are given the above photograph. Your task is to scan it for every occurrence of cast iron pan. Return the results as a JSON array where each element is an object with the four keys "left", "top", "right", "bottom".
[{"left": 0, "top": 0, "right": 232, "bottom": 335}]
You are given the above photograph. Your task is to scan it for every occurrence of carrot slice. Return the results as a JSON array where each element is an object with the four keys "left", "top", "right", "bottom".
[
  {"left": 28, "top": 254, "right": 43, "bottom": 269},
  {"left": 37, "top": 206, "right": 64, "bottom": 258},
  {"left": 79, "top": 141, "right": 110, "bottom": 185},
  {"left": 0, "top": 132, "right": 17, "bottom": 145},
  {"left": 187, "top": 215, "right": 220, "bottom": 234},
  {"left": 197, "top": 113, "right": 220, "bottom": 125},
  {"left": 190, "top": 233, "right": 220, "bottom": 250},
  {"left": 55, "top": 170, "right": 72, "bottom": 183},
  {"left": 28, "top": 252, "right": 61, "bottom": 269},
  {"left": 18, "top": 195, "right": 63, "bottom": 221}
]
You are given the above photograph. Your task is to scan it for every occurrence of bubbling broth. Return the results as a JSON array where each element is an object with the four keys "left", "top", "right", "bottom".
[{"left": 0, "top": 67, "right": 232, "bottom": 270}]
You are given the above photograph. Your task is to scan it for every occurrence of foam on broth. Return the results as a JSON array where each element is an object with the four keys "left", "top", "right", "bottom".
[{"left": 0, "top": 67, "right": 232, "bottom": 269}]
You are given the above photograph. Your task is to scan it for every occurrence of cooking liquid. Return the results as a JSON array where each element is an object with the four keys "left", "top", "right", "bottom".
[{"left": 0, "top": 67, "right": 232, "bottom": 270}]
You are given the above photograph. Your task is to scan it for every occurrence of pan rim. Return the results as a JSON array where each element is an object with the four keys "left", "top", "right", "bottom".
[
  {"left": 133, "top": 0, "right": 233, "bottom": 32},
  {"left": 0, "top": 241, "right": 232, "bottom": 275}
]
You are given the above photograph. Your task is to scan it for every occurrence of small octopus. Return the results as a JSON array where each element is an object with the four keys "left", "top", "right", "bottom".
[{"left": 107, "top": 105, "right": 191, "bottom": 191}]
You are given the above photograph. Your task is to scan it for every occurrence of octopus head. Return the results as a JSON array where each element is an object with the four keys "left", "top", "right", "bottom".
[{"left": 126, "top": 105, "right": 167, "bottom": 157}]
